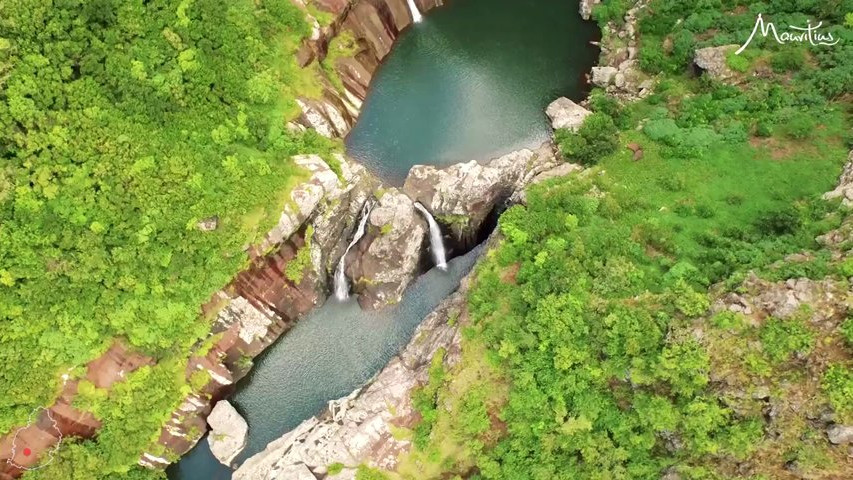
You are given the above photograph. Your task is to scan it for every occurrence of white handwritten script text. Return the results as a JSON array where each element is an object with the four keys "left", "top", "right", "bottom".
[{"left": 736, "top": 13, "right": 840, "bottom": 54}]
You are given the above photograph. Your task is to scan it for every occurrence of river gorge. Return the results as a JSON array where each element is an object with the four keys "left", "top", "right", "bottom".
[{"left": 165, "top": 0, "right": 599, "bottom": 478}]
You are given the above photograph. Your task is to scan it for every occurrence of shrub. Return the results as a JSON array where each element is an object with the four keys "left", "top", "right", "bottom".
[
  {"left": 726, "top": 52, "right": 750, "bottom": 73},
  {"left": 841, "top": 318, "right": 853, "bottom": 347},
  {"left": 759, "top": 317, "right": 815, "bottom": 362},
  {"left": 822, "top": 364, "right": 853, "bottom": 419},
  {"left": 555, "top": 113, "right": 619, "bottom": 165},
  {"left": 783, "top": 112, "right": 816, "bottom": 139},
  {"left": 755, "top": 119, "right": 774, "bottom": 137},
  {"left": 592, "top": 0, "right": 630, "bottom": 26},
  {"left": 771, "top": 48, "right": 806, "bottom": 73},
  {"left": 755, "top": 209, "right": 801, "bottom": 236}
]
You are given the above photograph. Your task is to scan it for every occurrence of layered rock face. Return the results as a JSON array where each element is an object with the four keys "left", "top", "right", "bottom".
[
  {"left": 140, "top": 154, "right": 377, "bottom": 466},
  {"left": 345, "top": 189, "right": 427, "bottom": 310},
  {"left": 403, "top": 143, "right": 561, "bottom": 245},
  {"left": 291, "top": 0, "right": 447, "bottom": 137}
]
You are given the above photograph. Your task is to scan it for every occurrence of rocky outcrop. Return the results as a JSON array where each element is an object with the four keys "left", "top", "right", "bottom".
[
  {"left": 546, "top": 97, "right": 592, "bottom": 131},
  {"left": 693, "top": 45, "right": 740, "bottom": 82},
  {"left": 823, "top": 150, "right": 853, "bottom": 207},
  {"left": 586, "top": 0, "right": 652, "bottom": 101},
  {"left": 207, "top": 401, "right": 249, "bottom": 466},
  {"left": 828, "top": 425, "right": 853, "bottom": 445},
  {"left": 232, "top": 240, "right": 489, "bottom": 480},
  {"left": 346, "top": 189, "right": 427, "bottom": 310},
  {"left": 579, "top": 0, "right": 601, "bottom": 20},
  {"left": 402, "top": 143, "right": 561, "bottom": 244}
]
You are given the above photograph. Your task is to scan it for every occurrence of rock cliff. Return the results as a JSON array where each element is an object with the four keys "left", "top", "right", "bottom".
[
  {"left": 290, "top": 0, "right": 447, "bottom": 137},
  {"left": 232, "top": 240, "right": 485, "bottom": 480},
  {"left": 140, "top": 154, "right": 377, "bottom": 466},
  {"left": 403, "top": 143, "right": 561, "bottom": 246}
]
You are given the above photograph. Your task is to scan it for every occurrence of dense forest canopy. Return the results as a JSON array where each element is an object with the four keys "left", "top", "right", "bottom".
[{"left": 0, "top": 0, "right": 335, "bottom": 474}]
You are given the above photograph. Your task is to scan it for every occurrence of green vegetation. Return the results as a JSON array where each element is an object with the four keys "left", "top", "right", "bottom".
[
  {"left": 0, "top": 0, "right": 340, "bottom": 477},
  {"left": 328, "top": 462, "right": 346, "bottom": 475},
  {"left": 555, "top": 112, "right": 619, "bottom": 165},
  {"left": 394, "top": 1, "right": 853, "bottom": 479},
  {"left": 759, "top": 316, "right": 815, "bottom": 363},
  {"left": 285, "top": 226, "right": 315, "bottom": 284}
]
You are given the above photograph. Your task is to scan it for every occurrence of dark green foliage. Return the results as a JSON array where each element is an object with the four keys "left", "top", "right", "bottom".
[
  {"left": 759, "top": 317, "right": 815, "bottom": 363},
  {"left": 771, "top": 48, "right": 806, "bottom": 73},
  {"left": 822, "top": 364, "right": 853, "bottom": 420},
  {"left": 841, "top": 318, "right": 853, "bottom": 348},
  {"left": 755, "top": 209, "right": 802, "bottom": 236},
  {"left": 555, "top": 112, "right": 619, "bottom": 165}
]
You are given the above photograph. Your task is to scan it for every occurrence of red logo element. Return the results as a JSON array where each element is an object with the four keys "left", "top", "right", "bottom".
[{"left": 22, "top": 448, "right": 31, "bottom": 457}]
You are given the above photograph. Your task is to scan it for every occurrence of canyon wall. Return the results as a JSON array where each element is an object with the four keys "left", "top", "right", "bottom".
[
  {"left": 290, "top": 0, "right": 447, "bottom": 137},
  {"left": 140, "top": 155, "right": 378, "bottom": 466}
]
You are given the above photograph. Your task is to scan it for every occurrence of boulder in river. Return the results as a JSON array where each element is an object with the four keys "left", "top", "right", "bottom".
[{"left": 207, "top": 400, "right": 248, "bottom": 466}]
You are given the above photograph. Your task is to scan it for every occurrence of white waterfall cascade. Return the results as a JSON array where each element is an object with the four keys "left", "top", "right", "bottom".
[
  {"left": 334, "top": 202, "right": 373, "bottom": 301},
  {"left": 406, "top": 0, "right": 423, "bottom": 23},
  {"left": 414, "top": 202, "right": 448, "bottom": 270}
]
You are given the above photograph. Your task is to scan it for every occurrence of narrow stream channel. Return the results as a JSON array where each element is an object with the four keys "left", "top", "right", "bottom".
[
  {"left": 169, "top": 0, "right": 598, "bottom": 477},
  {"left": 168, "top": 246, "right": 483, "bottom": 479}
]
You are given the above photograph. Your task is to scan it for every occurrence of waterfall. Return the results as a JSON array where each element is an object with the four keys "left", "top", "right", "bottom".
[
  {"left": 406, "top": 0, "right": 423, "bottom": 23},
  {"left": 334, "top": 202, "right": 373, "bottom": 301},
  {"left": 414, "top": 203, "right": 447, "bottom": 270}
]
